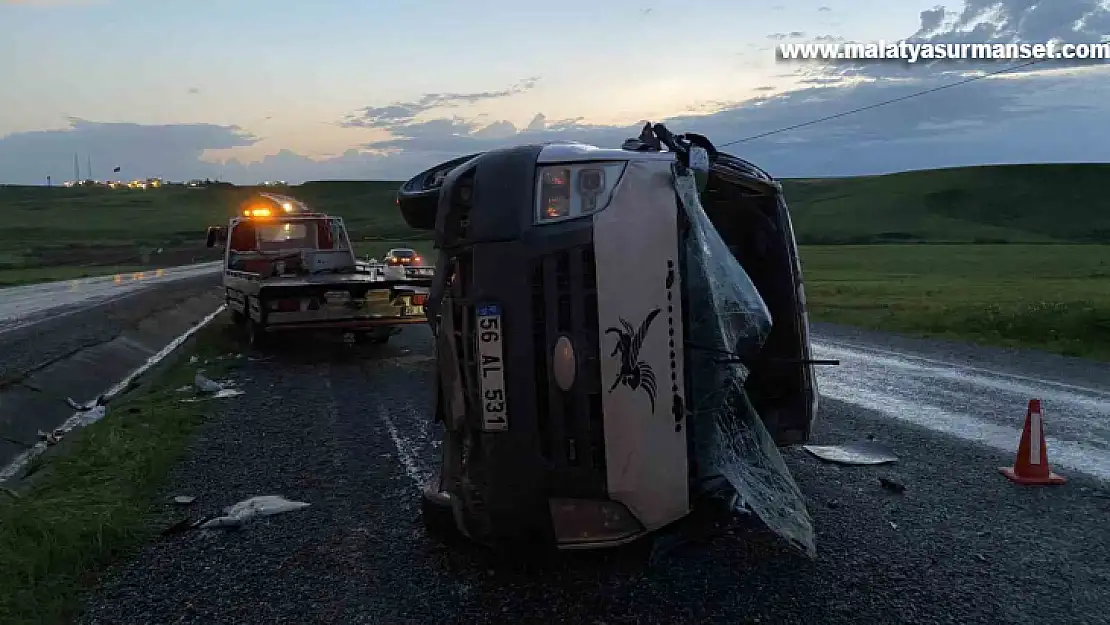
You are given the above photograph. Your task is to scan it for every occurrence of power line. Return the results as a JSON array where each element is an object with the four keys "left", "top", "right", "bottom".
[{"left": 717, "top": 60, "right": 1039, "bottom": 147}]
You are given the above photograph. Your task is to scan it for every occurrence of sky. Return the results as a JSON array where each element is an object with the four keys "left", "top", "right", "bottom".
[{"left": 0, "top": 0, "right": 1108, "bottom": 184}]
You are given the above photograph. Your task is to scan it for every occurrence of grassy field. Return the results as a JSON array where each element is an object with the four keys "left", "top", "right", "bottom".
[
  {"left": 1, "top": 163, "right": 1108, "bottom": 357},
  {"left": 801, "top": 244, "right": 1110, "bottom": 359},
  {"left": 0, "top": 319, "right": 242, "bottom": 624}
]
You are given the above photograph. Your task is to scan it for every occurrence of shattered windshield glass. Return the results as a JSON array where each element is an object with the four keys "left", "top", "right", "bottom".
[{"left": 673, "top": 153, "right": 815, "bottom": 558}]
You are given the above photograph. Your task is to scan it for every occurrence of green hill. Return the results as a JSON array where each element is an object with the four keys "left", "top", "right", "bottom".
[{"left": 785, "top": 163, "right": 1110, "bottom": 244}]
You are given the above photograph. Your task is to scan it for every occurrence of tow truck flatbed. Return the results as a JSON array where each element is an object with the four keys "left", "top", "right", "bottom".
[{"left": 223, "top": 270, "right": 430, "bottom": 290}]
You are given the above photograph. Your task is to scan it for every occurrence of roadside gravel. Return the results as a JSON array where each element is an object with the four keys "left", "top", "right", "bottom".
[{"left": 81, "top": 326, "right": 1110, "bottom": 625}]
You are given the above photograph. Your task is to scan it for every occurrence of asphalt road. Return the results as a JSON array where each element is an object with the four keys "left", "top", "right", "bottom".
[
  {"left": 80, "top": 323, "right": 1110, "bottom": 625},
  {"left": 810, "top": 322, "right": 1110, "bottom": 481},
  {"left": 0, "top": 262, "right": 221, "bottom": 335}
]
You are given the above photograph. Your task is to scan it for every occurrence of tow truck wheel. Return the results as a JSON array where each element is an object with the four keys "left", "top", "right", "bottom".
[{"left": 246, "top": 318, "right": 267, "bottom": 349}]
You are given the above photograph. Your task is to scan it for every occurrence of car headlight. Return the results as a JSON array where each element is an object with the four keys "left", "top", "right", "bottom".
[{"left": 535, "top": 161, "right": 627, "bottom": 225}]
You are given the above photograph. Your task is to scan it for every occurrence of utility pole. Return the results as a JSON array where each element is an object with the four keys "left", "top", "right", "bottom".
[
  {"left": 87, "top": 155, "right": 92, "bottom": 181},
  {"left": 73, "top": 153, "right": 79, "bottom": 183}
]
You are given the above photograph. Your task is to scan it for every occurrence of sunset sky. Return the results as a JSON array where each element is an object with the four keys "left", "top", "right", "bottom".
[{"left": 1, "top": 0, "right": 1108, "bottom": 183}]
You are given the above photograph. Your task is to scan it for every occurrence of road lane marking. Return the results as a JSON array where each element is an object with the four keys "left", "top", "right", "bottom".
[{"left": 375, "top": 399, "right": 430, "bottom": 489}]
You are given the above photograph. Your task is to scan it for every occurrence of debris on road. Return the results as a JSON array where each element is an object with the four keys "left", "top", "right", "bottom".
[
  {"left": 0, "top": 402, "right": 110, "bottom": 482},
  {"left": 802, "top": 440, "right": 898, "bottom": 466},
  {"left": 173, "top": 495, "right": 196, "bottom": 505},
  {"left": 183, "top": 372, "right": 245, "bottom": 401},
  {"left": 161, "top": 495, "right": 310, "bottom": 536},
  {"left": 73, "top": 404, "right": 107, "bottom": 427},
  {"left": 193, "top": 372, "right": 223, "bottom": 393},
  {"left": 199, "top": 495, "right": 310, "bottom": 530},
  {"left": 65, "top": 395, "right": 106, "bottom": 411},
  {"left": 48, "top": 402, "right": 109, "bottom": 441},
  {"left": 37, "top": 429, "right": 63, "bottom": 446}
]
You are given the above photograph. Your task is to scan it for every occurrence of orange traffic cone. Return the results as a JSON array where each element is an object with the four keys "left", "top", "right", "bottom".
[{"left": 1000, "top": 399, "right": 1066, "bottom": 485}]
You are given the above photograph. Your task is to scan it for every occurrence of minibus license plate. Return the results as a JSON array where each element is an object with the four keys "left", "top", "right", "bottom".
[{"left": 476, "top": 303, "right": 507, "bottom": 432}]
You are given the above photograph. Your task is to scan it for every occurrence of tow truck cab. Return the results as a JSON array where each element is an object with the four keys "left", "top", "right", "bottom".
[{"left": 206, "top": 194, "right": 357, "bottom": 276}]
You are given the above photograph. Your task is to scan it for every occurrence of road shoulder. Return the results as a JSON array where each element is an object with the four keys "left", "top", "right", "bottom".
[{"left": 0, "top": 320, "right": 242, "bottom": 624}]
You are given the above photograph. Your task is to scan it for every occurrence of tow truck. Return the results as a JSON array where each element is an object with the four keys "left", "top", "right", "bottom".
[{"left": 205, "top": 193, "right": 432, "bottom": 347}]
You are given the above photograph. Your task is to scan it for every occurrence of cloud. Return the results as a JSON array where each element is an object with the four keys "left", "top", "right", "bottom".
[
  {"left": 187, "top": 87, "right": 200, "bottom": 95},
  {"left": 0, "top": 118, "right": 256, "bottom": 183},
  {"left": 818, "top": 5, "right": 831, "bottom": 11},
  {"left": 768, "top": 32, "right": 807, "bottom": 40},
  {"left": 915, "top": 6, "right": 948, "bottom": 36},
  {"left": 939, "top": 0, "right": 1110, "bottom": 43},
  {"left": 341, "top": 78, "right": 540, "bottom": 130},
  {"left": 788, "top": 1, "right": 1110, "bottom": 100},
  {"left": 4, "top": 0, "right": 1110, "bottom": 185},
  {"left": 870, "top": 0, "right": 1110, "bottom": 76}
]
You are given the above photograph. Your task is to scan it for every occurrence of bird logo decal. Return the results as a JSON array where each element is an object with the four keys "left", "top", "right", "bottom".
[{"left": 605, "top": 308, "right": 660, "bottom": 412}]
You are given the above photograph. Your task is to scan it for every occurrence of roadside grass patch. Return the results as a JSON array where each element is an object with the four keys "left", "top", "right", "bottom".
[
  {"left": 801, "top": 244, "right": 1110, "bottom": 360},
  {"left": 0, "top": 317, "right": 243, "bottom": 624}
]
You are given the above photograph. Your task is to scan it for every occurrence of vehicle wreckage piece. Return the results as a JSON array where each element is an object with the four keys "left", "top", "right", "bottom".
[{"left": 397, "top": 123, "right": 825, "bottom": 557}]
